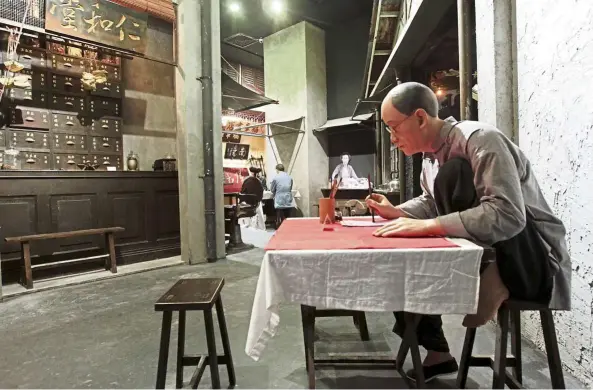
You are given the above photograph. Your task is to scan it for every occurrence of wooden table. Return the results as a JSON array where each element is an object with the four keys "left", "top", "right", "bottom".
[{"left": 245, "top": 217, "right": 484, "bottom": 388}]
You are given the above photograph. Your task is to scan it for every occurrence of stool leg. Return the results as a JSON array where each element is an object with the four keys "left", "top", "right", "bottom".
[
  {"left": 176, "top": 311, "right": 186, "bottom": 389},
  {"left": 204, "top": 309, "right": 221, "bottom": 389},
  {"left": 492, "top": 308, "right": 510, "bottom": 389},
  {"left": 510, "top": 309, "right": 523, "bottom": 384},
  {"left": 540, "top": 310, "right": 566, "bottom": 389},
  {"left": 156, "top": 311, "right": 173, "bottom": 389},
  {"left": 456, "top": 327, "right": 477, "bottom": 389},
  {"left": 215, "top": 297, "right": 236, "bottom": 387}
]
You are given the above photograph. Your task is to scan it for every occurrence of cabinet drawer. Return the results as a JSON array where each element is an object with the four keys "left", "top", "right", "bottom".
[
  {"left": 90, "top": 117, "right": 121, "bottom": 136},
  {"left": 50, "top": 54, "right": 86, "bottom": 75},
  {"left": 21, "top": 151, "right": 51, "bottom": 170},
  {"left": 91, "top": 82, "right": 122, "bottom": 98},
  {"left": 7, "top": 89, "right": 48, "bottom": 107},
  {"left": 15, "top": 46, "right": 47, "bottom": 69},
  {"left": 9, "top": 106, "right": 50, "bottom": 130},
  {"left": 89, "top": 136, "right": 121, "bottom": 154},
  {"left": 88, "top": 62, "right": 120, "bottom": 82},
  {"left": 89, "top": 97, "right": 120, "bottom": 116},
  {"left": 50, "top": 94, "right": 86, "bottom": 113},
  {"left": 51, "top": 133, "right": 87, "bottom": 153},
  {"left": 50, "top": 112, "right": 90, "bottom": 134},
  {"left": 51, "top": 74, "right": 85, "bottom": 95},
  {"left": 19, "top": 68, "right": 48, "bottom": 90},
  {"left": 54, "top": 153, "right": 89, "bottom": 171},
  {"left": 7, "top": 130, "right": 50, "bottom": 150},
  {"left": 89, "top": 154, "right": 123, "bottom": 170}
]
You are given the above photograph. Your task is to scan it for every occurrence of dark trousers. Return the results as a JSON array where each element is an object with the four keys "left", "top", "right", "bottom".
[
  {"left": 393, "top": 158, "right": 554, "bottom": 353},
  {"left": 276, "top": 208, "right": 292, "bottom": 228}
]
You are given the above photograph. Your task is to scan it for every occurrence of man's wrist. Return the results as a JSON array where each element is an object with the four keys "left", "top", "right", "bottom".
[{"left": 424, "top": 218, "right": 446, "bottom": 236}]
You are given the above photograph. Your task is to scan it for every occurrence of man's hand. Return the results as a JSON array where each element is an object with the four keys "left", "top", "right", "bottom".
[
  {"left": 365, "top": 193, "right": 402, "bottom": 220},
  {"left": 373, "top": 217, "right": 445, "bottom": 237}
]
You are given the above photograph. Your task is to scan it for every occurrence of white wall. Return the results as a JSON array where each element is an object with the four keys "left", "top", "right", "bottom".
[{"left": 477, "top": 0, "right": 593, "bottom": 385}]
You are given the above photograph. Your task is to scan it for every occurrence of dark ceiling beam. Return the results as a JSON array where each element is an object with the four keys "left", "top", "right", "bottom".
[{"left": 369, "top": 0, "right": 455, "bottom": 97}]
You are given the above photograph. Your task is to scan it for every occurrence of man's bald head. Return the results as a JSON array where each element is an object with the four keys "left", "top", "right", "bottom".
[
  {"left": 382, "top": 82, "right": 439, "bottom": 118},
  {"left": 381, "top": 82, "right": 443, "bottom": 156}
]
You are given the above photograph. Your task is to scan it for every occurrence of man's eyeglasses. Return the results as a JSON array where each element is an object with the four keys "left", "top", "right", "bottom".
[{"left": 385, "top": 115, "right": 413, "bottom": 134}]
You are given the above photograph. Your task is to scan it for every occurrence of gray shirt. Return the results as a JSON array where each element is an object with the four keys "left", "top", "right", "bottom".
[
  {"left": 270, "top": 171, "right": 293, "bottom": 209},
  {"left": 398, "top": 117, "right": 571, "bottom": 310}
]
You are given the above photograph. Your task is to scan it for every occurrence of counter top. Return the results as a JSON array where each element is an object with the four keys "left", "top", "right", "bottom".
[{"left": 0, "top": 170, "right": 178, "bottom": 179}]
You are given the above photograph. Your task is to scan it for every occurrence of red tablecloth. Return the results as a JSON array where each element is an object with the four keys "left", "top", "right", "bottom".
[{"left": 265, "top": 218, "right": 459, "bottom": 251}]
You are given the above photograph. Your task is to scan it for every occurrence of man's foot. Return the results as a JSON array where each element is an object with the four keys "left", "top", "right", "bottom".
[
  {"left": 463, "top": 262, "right": 509, "bottom": 328},
  {"left": 405, "top": 358, "right": 459, "bottom": 383}
]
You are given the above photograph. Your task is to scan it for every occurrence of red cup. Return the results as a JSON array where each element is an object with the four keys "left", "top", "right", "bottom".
[{"left": 318, "top": 197, "right": 336, "bottom": 224}]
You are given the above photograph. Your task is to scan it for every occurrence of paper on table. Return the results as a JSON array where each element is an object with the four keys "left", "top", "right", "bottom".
[{"left": 340, "top": 220, "right": 389, "bottom": 227}]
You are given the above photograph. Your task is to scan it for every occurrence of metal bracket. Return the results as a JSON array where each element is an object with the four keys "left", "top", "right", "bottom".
[{"left": 196, "top": 76, "right": 212, "bottom": 84}]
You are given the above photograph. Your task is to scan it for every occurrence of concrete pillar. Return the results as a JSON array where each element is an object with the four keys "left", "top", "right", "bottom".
[
  {"left": 475, "top": 0, "right": 517, "bottom": 141},
  {"left": 174, "top": 0, "right": 225, "bottom": 264},
  {"left": 263, "top": 22, "right": 328, "bottom": 216}
]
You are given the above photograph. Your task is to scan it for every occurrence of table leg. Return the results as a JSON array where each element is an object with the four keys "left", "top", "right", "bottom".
[
  {"left": 21, "top": 241, "right": 33, "bottom": 289},
  {"left": 105, "top": 232, "right": 117, "bottom": 274},
  {"left": 176, "top": 310, "right": 186, "bottom": 389},
  {"left": 300, "top": 304, "right": 316, "bottom": 389},
  {"left": 156, "top": 311, "right": 173, "bottom": 389}
]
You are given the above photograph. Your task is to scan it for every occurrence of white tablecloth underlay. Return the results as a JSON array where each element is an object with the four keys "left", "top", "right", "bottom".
[{"left": 245, "top": 237, "right": 484, "bottom": 361}]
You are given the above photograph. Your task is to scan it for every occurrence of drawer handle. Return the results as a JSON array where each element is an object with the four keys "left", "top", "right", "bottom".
[
  {"left": 25, "top": 116, "right": 34, "bottom": 122},
  {"left": 64, "top": 63, "right": 72, "bottom": 67},
  {"left": 102, "top": 86, "right": 110, "bottom": 91},
  {"left": 25, "top": 137, "right": 34, "bottom": 143},
  {"left": 103, "top": 161, "right": 110, "bottom": 165},
  {"left": 65, "top": 81, "right": 73, "bottom": 87},
  {"left": 102, "top": 124, "right": 109, "bottom": 129},
  {"left": 24, "top": 96, "right": 33, "bottom": 100},
  {"left": 102, "top": 142, "right": 110, "bottom": 147},
  {"left": 65, "top": 101, "right": 74, "bottom": 106},
  {"left": 26, "top": 158, "right": 35, "bottom": 164},
  {"left": 67, "top": 159, "right": 75, "bottom": 164},
  {"left": 66, "top": 140, "right": 75, "bottom": 145},
  {"left": 66, "top": 121, "right": 74, "bottom": 126},
  {"left": 22, "top": 55, "right": 31, "bottom": 60}
]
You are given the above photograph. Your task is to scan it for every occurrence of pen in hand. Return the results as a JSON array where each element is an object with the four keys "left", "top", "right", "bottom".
[{"left": 367, "top": 174, "right": 375, "bottom": 222}]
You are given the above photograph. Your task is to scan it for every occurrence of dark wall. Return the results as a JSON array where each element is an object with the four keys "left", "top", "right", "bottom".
[
  {"left": 325, "top": 10, "right": 372, "bottom": 120},
  {"left": 122, "top": 16, "right": 176, "bottom": 170}
]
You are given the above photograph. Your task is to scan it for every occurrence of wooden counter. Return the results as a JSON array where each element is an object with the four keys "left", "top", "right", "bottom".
[{"left": 0, "top": 171, "right": 180, "bottom": 283}]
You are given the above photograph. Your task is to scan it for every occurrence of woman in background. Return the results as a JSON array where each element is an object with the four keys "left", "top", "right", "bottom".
[
  {"left": 331, "top": 152, "right": 358, "bottom": 181},
  {"left": 270, "top": 164, "right": 293, "bottom": 228}
]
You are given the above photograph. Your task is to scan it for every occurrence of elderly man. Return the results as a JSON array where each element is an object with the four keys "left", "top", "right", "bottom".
[{"left": 366, "top": 82, "right": 570, "bottom": 382}]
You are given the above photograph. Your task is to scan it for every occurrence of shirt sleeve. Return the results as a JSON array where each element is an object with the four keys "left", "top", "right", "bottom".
[
  {"left": 397, "top": 166, "right": 438, "bottom": 219},
  {"left": 436, "top": 130, "right": 527, "bottom": 244}
]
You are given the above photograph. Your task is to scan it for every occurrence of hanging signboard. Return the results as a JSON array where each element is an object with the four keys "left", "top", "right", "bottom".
[
  {"left": 45, "top": 0, "right": 148, "bottom": 53},
  {"left": 224, "top": 143, "right": 250, "bottom": 160},
  {"left": 222, "top": 133, "right": 242, "bottom": 143}
]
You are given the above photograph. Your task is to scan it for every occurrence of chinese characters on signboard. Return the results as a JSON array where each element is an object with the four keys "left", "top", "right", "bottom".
[
  {"left": 45, "top": 0, "right": 148, "bottom": 53},
  {"left": 224, "top": 143, "right": 250, "bottom": 160},
  {"left": 222, "top": 133, "right": 242, "bottom": 143}
]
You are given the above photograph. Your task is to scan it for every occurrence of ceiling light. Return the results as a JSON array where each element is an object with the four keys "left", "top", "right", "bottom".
[
  {"left": 229, "top": 2, "right": 241, "bottom": 13},
  {"left": 271, "top": 0, "right": 284, "bottom": 13}
]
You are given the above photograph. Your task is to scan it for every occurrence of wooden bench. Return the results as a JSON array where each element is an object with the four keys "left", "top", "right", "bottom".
[{"left": 5, "top": 227, "right": 125, "bottom": 290}]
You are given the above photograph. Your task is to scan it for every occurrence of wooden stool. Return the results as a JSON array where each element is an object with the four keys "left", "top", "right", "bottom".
[
  {"left": 457, "top": 299, "right": 565, "bottom": 389},
  {"left": 155, "top": 278, "right": 236, "bottom": 389}
]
